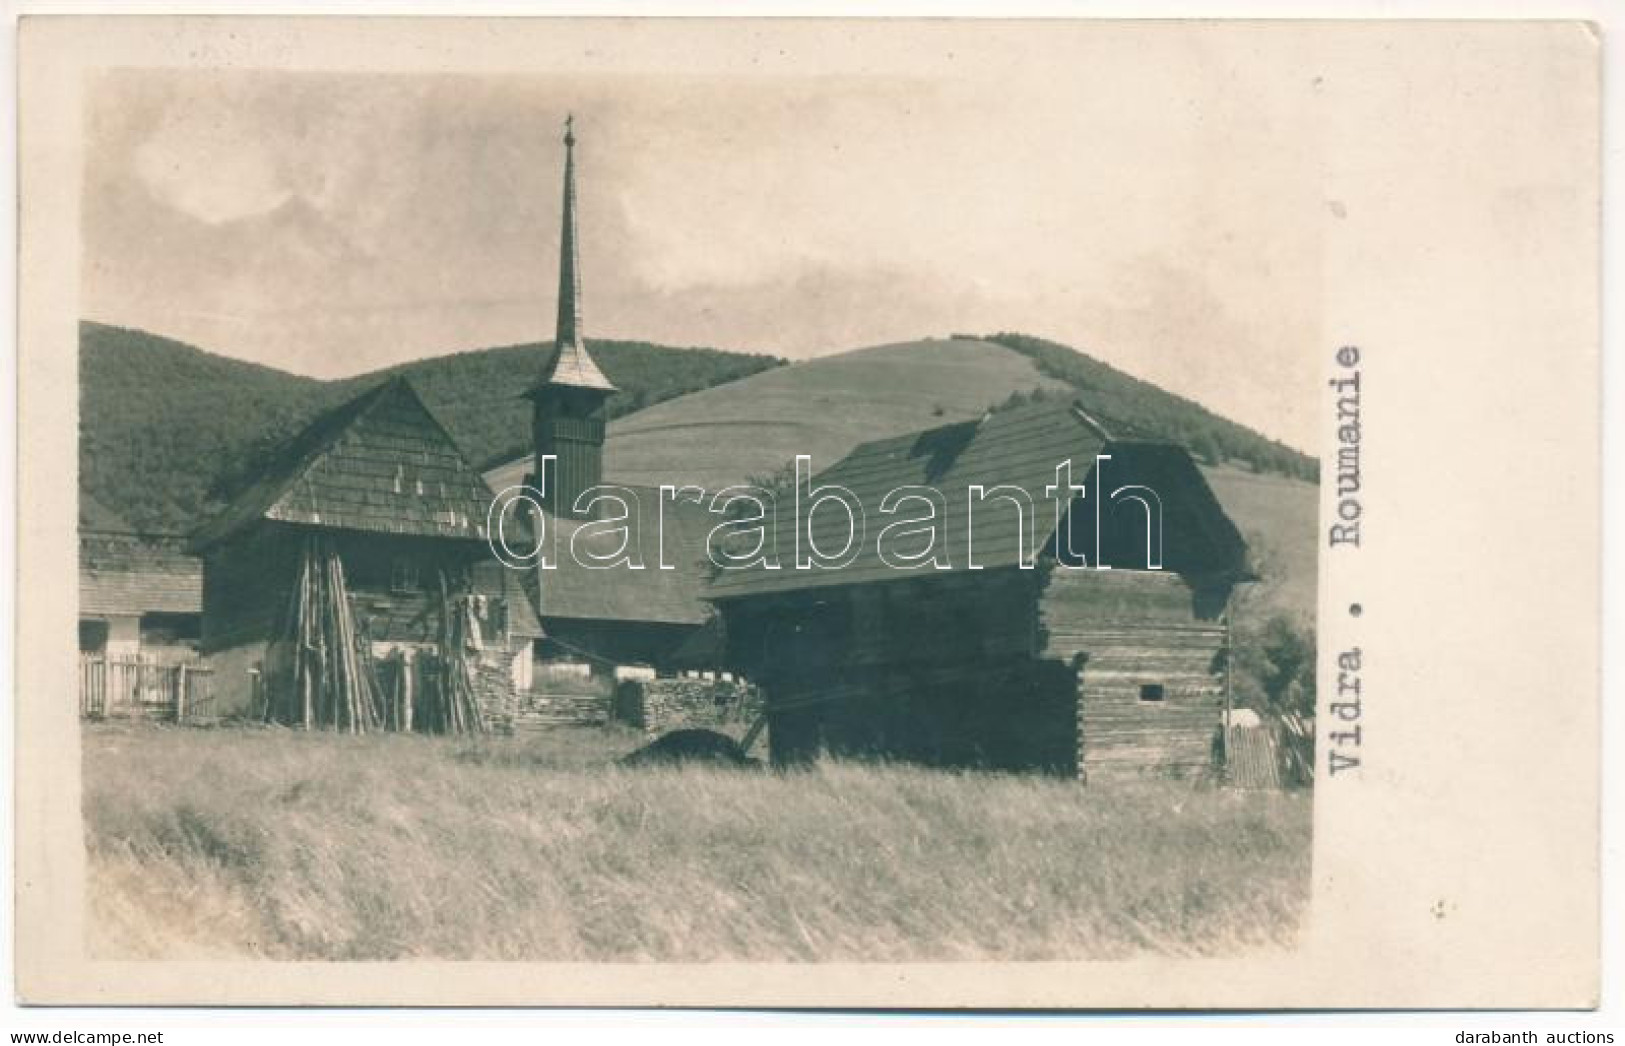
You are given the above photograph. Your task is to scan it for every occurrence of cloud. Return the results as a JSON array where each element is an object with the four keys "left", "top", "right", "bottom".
[
  {"left": 83, "top": 61, "right": 1326, "bottom": 451},
  {"left": 132, "top": 97, "right": 294, "bottom": 225}
]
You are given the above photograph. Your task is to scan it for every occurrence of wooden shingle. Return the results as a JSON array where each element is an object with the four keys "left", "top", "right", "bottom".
[
  {"left": 192, "top": 377, "right": 498, "bottom": 550},
  {"left": 79, "top": 497, "right": 202, "bottom": 617},
  {"left": 707, "top": 398, "right": 1246, "bottom": 600}
]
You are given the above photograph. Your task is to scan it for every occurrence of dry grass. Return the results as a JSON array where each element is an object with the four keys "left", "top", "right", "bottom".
[{"left": 82, "top": 721, "right": 1311, "bottom": 961}]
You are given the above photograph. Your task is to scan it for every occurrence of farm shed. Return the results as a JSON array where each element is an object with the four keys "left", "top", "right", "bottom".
[
  {"left": 78, "top": 494, "right": 203, "bottom": 661},
  {"left": 191, "top": 376, "right": 543, "bottom": 724},
  {"left": 706, "top": 398, "right": 1251, "bottom": 780}
]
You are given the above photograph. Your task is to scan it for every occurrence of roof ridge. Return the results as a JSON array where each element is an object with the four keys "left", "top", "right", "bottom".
[
  {"left": 191, "top": 376, "right": 486, "bottom": 550},
  {"left": 839, "top": 415, "right": 983, "bottom": 460}
]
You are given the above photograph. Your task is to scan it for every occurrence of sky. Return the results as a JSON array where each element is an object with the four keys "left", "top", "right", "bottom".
[{"left": 82, "top": 29, "right": 1326, "bottom": 451}]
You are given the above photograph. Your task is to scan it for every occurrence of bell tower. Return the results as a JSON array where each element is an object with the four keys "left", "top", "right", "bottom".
[{"left": 526, "top": 115, "right": 617, "bottom": 519}]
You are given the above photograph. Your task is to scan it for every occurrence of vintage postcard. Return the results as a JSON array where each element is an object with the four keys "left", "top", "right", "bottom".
[{"left": 13, "top": 16, "right": 1601, "bottom": 1007}]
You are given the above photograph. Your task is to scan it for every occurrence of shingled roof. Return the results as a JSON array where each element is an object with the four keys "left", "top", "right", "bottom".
[
  {"left": 80, "top": 496, "right": 202, "bottom": 616},
  {"left": 534, "top": 339, "right": 616, "bottom": 394},
  {"left": 525, "top": 485, "right": 714, "bottom": 626},
  {"left": 192, "top": 377, "right": 498, "bottom": 550},
  {"left": 706, "top": 397, "right": 1246, "bottom": 601}
]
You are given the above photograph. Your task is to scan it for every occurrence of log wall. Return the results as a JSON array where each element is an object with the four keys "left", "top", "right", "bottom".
[
  {"left": 201, "top": 523, "right": 508, "bottom": 652},
  {"left": 1038, "top": 567, "right": 1227, "bottom": 778},
  {"left": 721, "top": 570, "right": 1077, "bottom": 772},
  {"left": 200, "top": 524, "right": 298, "bottom": 652},
  {"left": 717, "top": 563, "right": 1232, "bottom": 779}
]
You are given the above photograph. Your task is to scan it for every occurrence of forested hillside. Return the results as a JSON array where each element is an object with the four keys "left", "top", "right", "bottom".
[
  {"left": 79, "top": 322, "right": 782, "bottom": 534},
  {"left": 975, "top": 333, "right": 1317, "bottom": 482}
]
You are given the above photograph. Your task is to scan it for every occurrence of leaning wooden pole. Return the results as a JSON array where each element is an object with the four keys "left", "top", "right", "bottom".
[
  {"left": 1221, "top": 607, "right": 1234, "bottom": 780},
  {"left": 266, "top": 533, "right": 383, "bottom": 733},
  {"left": 299, "top": 543, "right": 315, "bottom": 730}
]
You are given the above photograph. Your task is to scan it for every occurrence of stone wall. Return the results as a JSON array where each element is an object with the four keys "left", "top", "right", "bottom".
[
  {"left": 613, "top": 676, "right": 764, "bottom": 746},
  {"left": 471, "top": 646, "right": 523, "bottom": 733}
]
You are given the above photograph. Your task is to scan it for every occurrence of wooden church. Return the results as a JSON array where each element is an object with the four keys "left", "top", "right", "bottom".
[{"left": 496, "top": 117, "right": 719, "bottom": 681}]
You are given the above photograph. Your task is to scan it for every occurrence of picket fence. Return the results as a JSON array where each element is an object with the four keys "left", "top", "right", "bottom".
[{"left": 78, "top": 654, "right": 215, "bottom": 721}]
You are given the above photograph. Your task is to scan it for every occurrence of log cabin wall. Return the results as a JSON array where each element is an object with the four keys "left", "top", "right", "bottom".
[
  {"left": 1038, "top": 567, "right": 1228, "bottom": 778},
  {"left": 202, "top": 523, "right": 502, "bottom": 652},
  {"left": 338, "top": 531, "right": 488, "bottom": 646},
  {"left": 720, "top": 570, "right": 1078, "bottom": 772},
  {"left": 199, "top": 522, "right": 299, "bottom": 653},
  {"left": 719, "top": 563, "right": 1231, "bottom": 779}
]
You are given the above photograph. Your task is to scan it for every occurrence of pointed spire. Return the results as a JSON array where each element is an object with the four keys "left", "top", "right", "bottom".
[
  {"left": 555, "top": 113, "right": 581, "bottom": 350},
  {"left": 537, "top": 113, "right": 616, "bottom": 394}
]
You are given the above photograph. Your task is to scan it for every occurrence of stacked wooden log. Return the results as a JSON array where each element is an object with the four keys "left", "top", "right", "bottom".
[
  {"left": 357, "top": 592, "right": 488, "bottom": 735},
  {"left": 1224, "top": 723, "right": 1282, "bottom": 790},
  {"left": 1275, "top": 711, "right": 1315, "bottom": 785},
  {"left": 265, "top": 541, "right": 490, "bottom": 735},
  {"left": 431, "top": 572, "right": 487, "bottom": 735},
  {"left": 268, "top": 535, "right": 382, "bottom": 732}
]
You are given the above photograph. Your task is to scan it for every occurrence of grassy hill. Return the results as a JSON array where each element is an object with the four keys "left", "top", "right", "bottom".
[
  {"left": 484, "top": 335, "right": 1319, "bottom": 619},
  {"left": 486, "top": 337, "right": 1073, "bottom": 494},
  {"left": 976, "top": 333, "right": 1317, "bottom": 482},
  {"left": 79, "top": 322, "right": 782, "bottom": 534}
]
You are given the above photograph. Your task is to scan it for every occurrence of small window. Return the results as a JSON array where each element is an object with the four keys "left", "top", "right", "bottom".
[
  {"left": 79, "top": 619, "right": 109, "bottom": 653},
  {"left": 389, "top": 559, "right": 420, "bottom": 594},
  {"left": 1139, "top": 683, "right": 1165, "bottom": 703}
]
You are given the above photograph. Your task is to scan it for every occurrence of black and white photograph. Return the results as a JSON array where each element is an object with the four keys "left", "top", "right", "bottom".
[
  {"left": 10, "top": 12, "right": 1607, "bottom": 1019},
  {"left": 70, "top": 33, "right": 1328, "bottom": 963}
]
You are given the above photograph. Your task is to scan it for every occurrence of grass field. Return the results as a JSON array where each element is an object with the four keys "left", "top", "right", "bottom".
[{"left": 83, "top": 722, "right": 1311, "bottom": 961}]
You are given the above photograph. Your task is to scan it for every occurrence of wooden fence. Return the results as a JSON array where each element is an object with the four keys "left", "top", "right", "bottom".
[{"left": 79, "top": 654, "right": 215, "bottom": 722}]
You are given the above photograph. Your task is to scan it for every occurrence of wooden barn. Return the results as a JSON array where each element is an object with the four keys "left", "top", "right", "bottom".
[
  {"left": 191, "top": 375, "right": 543, "bottom": 724},
  {"left": 706, "top": 398, "right": 1251, "bottom": 780}
]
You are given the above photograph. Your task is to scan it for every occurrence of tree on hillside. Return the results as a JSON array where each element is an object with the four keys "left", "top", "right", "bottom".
[
  {"left": 79, "top": 321, "right": 783, "bottom": 534},
  {"left": 1190, "top": 431, "right": 1223, "bottom": 466},
  {"left": 977, "top": 331, "right": 1318, "bottom": 484},
  {"left": 1224, "top": 529, "right": 1314, "bottom": 719}
]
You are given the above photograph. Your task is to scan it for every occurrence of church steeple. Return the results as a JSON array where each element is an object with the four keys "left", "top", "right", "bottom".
[
  {"left": 526, "top": 115, "right": 616, "bottom": 519},
  {"left": 537, "top": 114, "right": 615, "bottom": 394}
]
